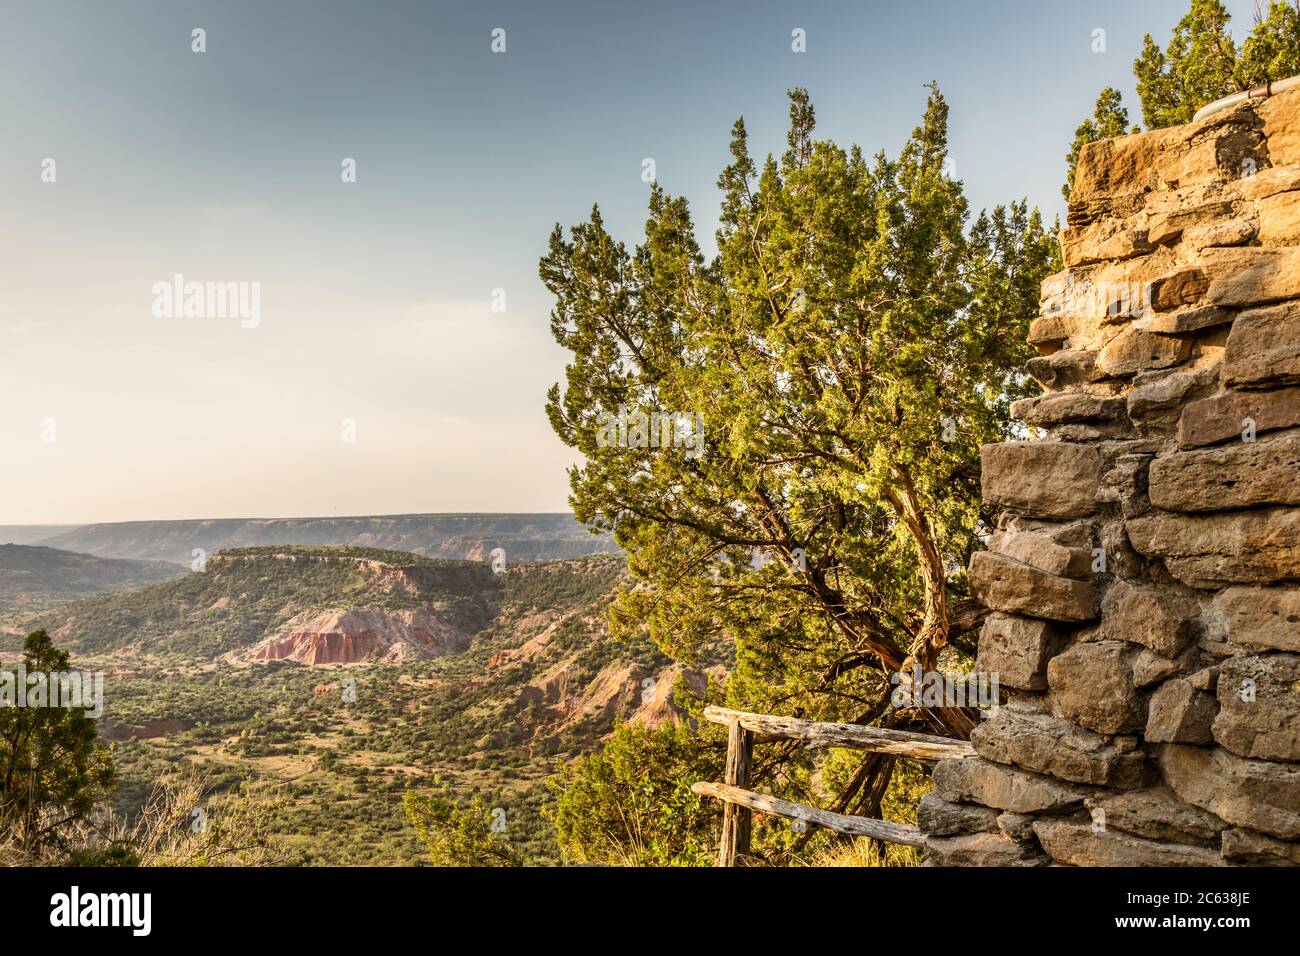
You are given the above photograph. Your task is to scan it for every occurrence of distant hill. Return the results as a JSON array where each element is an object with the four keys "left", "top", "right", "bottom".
[
  {"left": 34, "top": 546, "right": 501, "bottom": 661},
  {"left": 31, "top": 513, "right": 618, "bottom": 565},
  {"left": 27, "top": 547, "right": 715, "bottom": 863},
  {"left": 0, "top": 544, "right": 186, "bottom": 618},
  {"left": 0, "top": 525, "right": 79, "bottom": 545}
]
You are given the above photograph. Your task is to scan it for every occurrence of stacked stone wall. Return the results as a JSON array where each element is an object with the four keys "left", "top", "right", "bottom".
[{"left": 921, "top": 88, "right": 1300, "bottom": 866}]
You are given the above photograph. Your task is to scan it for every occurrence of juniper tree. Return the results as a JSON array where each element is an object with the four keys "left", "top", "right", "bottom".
[
  {"left": 541, "top": 85, "right": 1055, "bottom": 774},
  {"left": 0, "top": 631, "right": 114, "bottom": 859}
]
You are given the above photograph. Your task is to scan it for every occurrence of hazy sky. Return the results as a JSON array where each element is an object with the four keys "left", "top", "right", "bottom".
[{"left": 0, "top": 0, "right": 1262, "bottom": 524}]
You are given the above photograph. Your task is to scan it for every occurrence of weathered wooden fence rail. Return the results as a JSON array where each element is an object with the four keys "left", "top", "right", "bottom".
[{"left": 692, "top": 705, "right": 974, "bottom": 866}]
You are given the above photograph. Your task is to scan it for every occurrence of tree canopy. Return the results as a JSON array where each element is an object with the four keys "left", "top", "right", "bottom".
[{"left": 540, "top": 86, "right": 1056, "bottom": 862}]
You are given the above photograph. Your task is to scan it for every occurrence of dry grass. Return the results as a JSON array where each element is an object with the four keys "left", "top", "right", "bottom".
[{"left": 804, "top": 837, "right": 921, "bottom": 867}]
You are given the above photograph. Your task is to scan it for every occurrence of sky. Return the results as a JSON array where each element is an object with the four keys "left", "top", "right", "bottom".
[{"left": 0, "top": 0, "right": 1265, "bottom": 524}]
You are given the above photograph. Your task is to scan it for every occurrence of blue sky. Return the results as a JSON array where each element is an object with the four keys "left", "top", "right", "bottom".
[{"left": 0, "top": 0, "right": 1263, "bottom": 523}]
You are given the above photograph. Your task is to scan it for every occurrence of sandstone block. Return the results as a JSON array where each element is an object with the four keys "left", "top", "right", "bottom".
[
  {"left": 916, "top": 792, "right": 998, "bottom": 837},
  {"left": 1133, "top": 649, "right": 1183, "bottom": 688},
  {"left": 1033, "top": 820, "right": 1224, "bottom": 867},
  {"left": 1146, "top": 201, "right": 1234, "bottom": 246},
  {"left": 1149, "top": 433, "right": 1300, "bottom": 511},
  {"left": 932, "top": 757, "right": 1092, "bottom": 814},
  {"left": 1069, "top": 133, "right": 1161, "bottom": 224},
  {"left": 971, "top": 707, "right": 1147, "bottom": 788},
  {"left": 1027, "top": 314, "right": 1076, "bottom": 353},
  {"left": 969, "top": 552, "right": 1097, "bottom": 622},
  {"left": 1026, "top": 350, "right": 1099, "bottom": 390},
  {"left": 989, "top": 530, "right": 1092, "bottom": 578},
  {"left": 1211, "top": 586, "right": 1300, "bottom": 652},
  {"left": 924, "top": 831, "right": 1048, "bottom": 866},
  {"left": 1127, "top": 367, "right": 1218, "bottom": 430},
  {"left": 1221, "top": 827, "right": 1300, "bottom": 865},
  {"left": 981, "top": 442, "right": 1103, "bottom": 519},
  {"left": 1149, "top": 266, "right": 1209, "bottom": 311},
  {"left": 1133, "top": 304, "right": 1233, "bottom": 334},
  {"left": 1213, "top": 653, "right": 1300, "bottom": 762},
  {"left": 1158, "top": 744, "right": 1300, "bottom": 840},
  {"left": 976, "top": 613, "right": 1058, "bottom": 690},
  {"left": 1182, "top": 216, "right": 1257, "bottom": 250},
  {"left": 1048, "top": 641, "right": 1145, "bottom": 734},
  {"left": 1223, "top": 300, "right": 1300, "bottom": 388},
  {"left": 1061, "top": 217, "right": 1152, "bottom": 268},
  {"left": 1259, "top": 86, "right": 1300, "bottom": 167},
  {"left": 1011, "top": 392, "right": 1126, "bottom": 427},
  {"left": 1203, "top": 247, "right": 1300, "bottom": 308},
  {"left": 1096, "top": 328, "right": 1194, "bottom": 379},
  {"left": 1125, "top": 507, "right": 1300, "bottom": 588},
  {"left": 1178, "top": 387, "right": 1300, "bottom": 448},
  {"left": 1239, "top": 163, "right": 1300, "bottom": 201},
  {"left": 1256, "top": 188, "right": 1300, "bottom": 244},
  {"left": 1146, "top": 678, "right": 1217, "bottom": 744},
  {"left": 1102, "top": 580, "right": 1199, "bottom": 657},
  {"left": 1086, "top": 786, "right": 1224, "bottom": 844}
]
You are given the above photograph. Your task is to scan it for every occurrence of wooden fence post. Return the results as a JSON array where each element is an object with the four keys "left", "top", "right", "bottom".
[{"left": 716, "top": 719, "right": 753, "bottom": 867}]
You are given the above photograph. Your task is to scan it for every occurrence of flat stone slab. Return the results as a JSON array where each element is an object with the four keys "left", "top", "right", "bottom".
[
  {"left": 981, "top": 442, "right": 1103, "bottom": 519},
  {"left": 1126, "top": 507, "right": 1300, "bottom": 588}
]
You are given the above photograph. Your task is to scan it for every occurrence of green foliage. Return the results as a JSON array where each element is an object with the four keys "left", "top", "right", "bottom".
[
  {"left": 403, "top": 792, "right": 521, "bottom": 866},
  {"left": 1134, "top": 0, "right": 1240, "bottom": 128},
  {"left": 541, "top": 86, "right": 1055, "bottom": 734},
  {"left": 550, "top": 721, "right": 722, "bottom": 866},
  {"left": 1063, "top": 88, "right": 1133, "bottom": 200},
  {"left": 1238, "top": 1, "right": 1300, "bottom": 86},
  {"left": 0, "top": 630, "right": 115, "bottom": 858}
]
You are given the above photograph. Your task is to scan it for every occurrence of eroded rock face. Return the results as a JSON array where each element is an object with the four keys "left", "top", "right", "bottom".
[
  {"left": 249, "top": 608, "right": 469, "bottom": 664},
  {"left": 923, "top": 86, "right": 1300, "bottom": 866}
]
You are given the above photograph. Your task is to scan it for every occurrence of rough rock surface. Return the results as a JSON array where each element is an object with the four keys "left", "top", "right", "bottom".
[
  {"left": 971, "top": 708, "right": 1146, "bottom": 788},
  {"left": 1212, "top": 654, "right": 1300, "bottom": 762},
  {"left": 1033, "top": 820, "right": 1223, "bottom": 867},
  {"left": 249, "top": 608, "right": 469, "bottom": 664},
  {"left": 1048, "top": 642, "right": 1145, "bottom": 734},
  {"left": 922, "top": 90, "right": 1300, "bottom": 866}
]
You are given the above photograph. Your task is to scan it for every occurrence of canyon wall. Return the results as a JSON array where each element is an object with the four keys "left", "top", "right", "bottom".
[{"left": 921, "top": 87, "right": 1300, "bottom": 866}]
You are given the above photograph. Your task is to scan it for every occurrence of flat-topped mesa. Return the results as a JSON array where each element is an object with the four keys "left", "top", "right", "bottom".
[{"left": 923, "top": 85, "right": 1300, "bottom": 866}]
